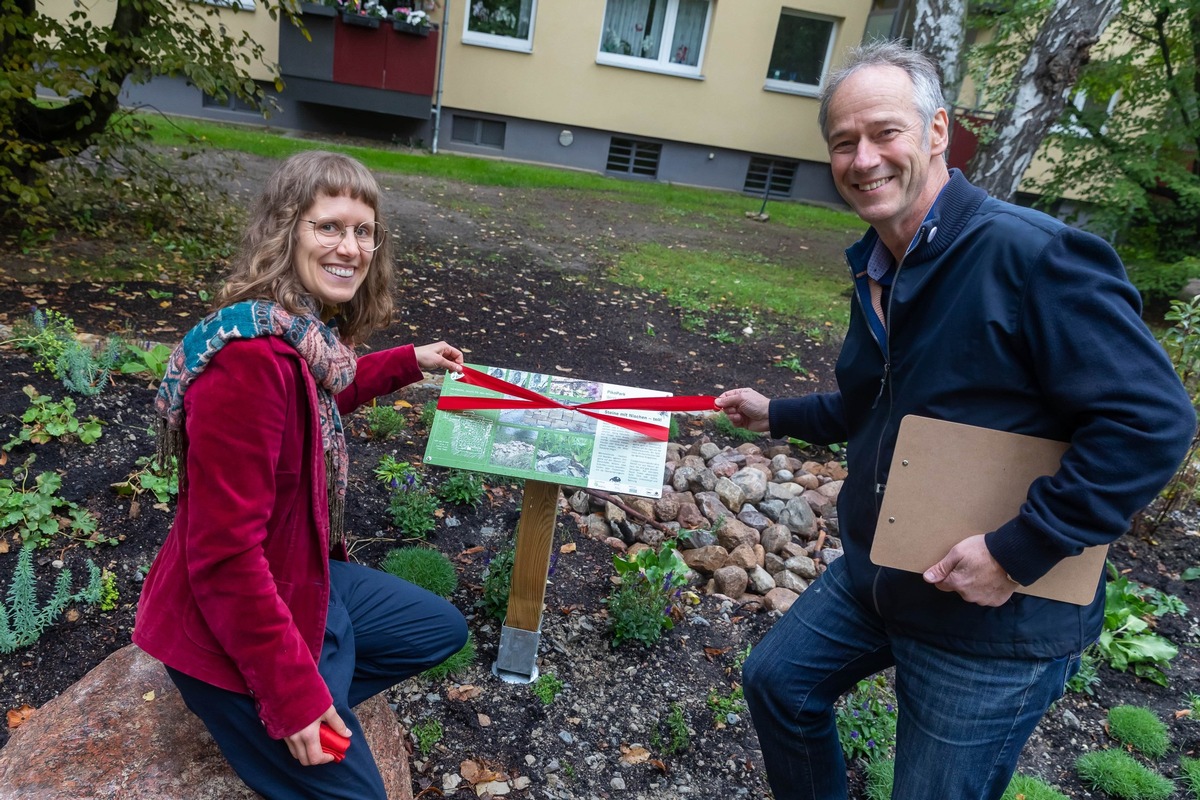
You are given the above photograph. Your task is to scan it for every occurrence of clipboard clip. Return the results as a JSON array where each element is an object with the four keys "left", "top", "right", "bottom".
[{"left": 874, "top": 483, "right": 887, "bottom": 496}]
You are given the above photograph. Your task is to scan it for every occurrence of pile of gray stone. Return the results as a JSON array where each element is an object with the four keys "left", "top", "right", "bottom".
[{"left": 568, "top": 436, "right": 845, "bottom": 615}]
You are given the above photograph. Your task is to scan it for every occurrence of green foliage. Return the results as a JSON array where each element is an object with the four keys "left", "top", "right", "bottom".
[
  {"left": 774, "top": 354, "right": 808, "bottom": 374},
  {"left": 419, "top": 402, "right": 438, "bottom": 429},
  {"left": 1000, "top": 774, "right": 1071, "bottom": 800},
  {"left": 361, "top": 404, "right": 406, "bottom": 441},
  {"left": 57, "top": 335, "right": 121, "bottom": 396},
  {"left": 97, "top": 569, "right": 119, "bottom": 612},
  {"left": 436, "top": 469, "right": 485, "bottom": 508},
  {"left": 732, "top": 643, "right": 751, "bottom": 671},
  {"left": 607, "top": 541, "right": 689, "bottom": 648},
  {"left": 478, "top": 544, "right": 515, "bottom": 621},
  {"left": 863, "top": 757, "right": 895, "bottom": 800},
  {"left": 376, "top": 457, "right": 439, "bottom": 538},
  {"left": 1180, "top": 756, "right": 1200, "bottom": 798},
  {"left": 420, "top": 633, "right": 475, "bottom": 681},
  {"left": 380, "top": 547, "right": 458, "bottom": 598},
  {"left": 116, "top": 342, "right": 173, "bottom": 381},
  {"left": 1107, "top": 705, "right": 1170, "bottom": 760},
  {"left": 713, "top": 412, "right": 760, "bottom": 443},
  {"left": 411, "top": 717, "right": 443, "bottom": 758},
  {"left": 6, "top": 308, "right": 76, "bottom": 371},
  {"left": 1098, "top": 565, "right": 1186, "bottom": 686},
  {"left": 531, "top": 672, "right": 564, "bottom": 705},
  {"left": 1076, "top": 750, "right": 1175, "bottom": 800},
  {"left": 4, "top": 386, "right": 103, "bottom": 451},
  {"left": 835, "top": 675, "right": 898, "bottom": 763},
  {"left": 655, "top": 703, "right": 690, "bottom": 756},
  {"left": 0, "top": 545, "right": 101, "bottom": 654},
  {"left": 1066, "top": 648, "right": 1102, "bottom": 696},
  {"left": 706, "top": 685, "right": 747, "bottom": 727},
  {"left": 110, "top": 454, "right": 180, "bottom": 506},
  {"left": 0, "top": 457, "right": 103, "bottom": 548}
]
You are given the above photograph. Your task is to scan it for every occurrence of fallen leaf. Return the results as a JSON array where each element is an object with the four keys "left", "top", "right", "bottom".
[
  {"left": 393, "top": 399, "right": 413, "bottom": 408},
  {"left": 6, "top": 705, "right": 34, "bottom": 729},
  {"left": 1176, "top": 709, "right": 1193, "bottom": 719},
  {"left": 559, "top": 542, "right": 576, "bottom": 554},
  {"left": 0, "top": 539, "right": 8, "bottom": 554},
  {"left": 143, "top": 690, "right": 156, "bottom": 702},
  {"left": 704, "top": 646, "right": 731, "bottom": 662},
  {"left": 649, "top": 758, "right": 669, "bottom": 774},
  {"left": 619, "top": 744, "right": 650, "bottom": 765},
  {"left": 0, "top": 449, "right": 6, "bottom": 466},
  {"left": 477, "top": 713, "right": 491, "bottom": 727},
  {"left": 448, "top": 684, "right": 482, "bottom": 702}
]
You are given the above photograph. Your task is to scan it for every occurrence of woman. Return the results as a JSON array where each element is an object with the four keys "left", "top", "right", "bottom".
[{"left": 134, "top": 150, "right": 468, "bottom": 799}]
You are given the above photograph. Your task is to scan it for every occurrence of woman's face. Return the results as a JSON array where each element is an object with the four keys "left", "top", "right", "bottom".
[{"left": 294, "top": 193, "right": 376, "bottom": 309}]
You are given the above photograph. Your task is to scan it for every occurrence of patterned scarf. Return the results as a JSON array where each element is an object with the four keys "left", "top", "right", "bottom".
[{"left": 155, "top": 300, "right": 357, "bottom": 547}]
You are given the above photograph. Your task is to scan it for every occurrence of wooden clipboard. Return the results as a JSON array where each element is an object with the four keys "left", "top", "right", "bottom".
[{"left": 870, "top": 415, "right": 1108, "bottom": 606}]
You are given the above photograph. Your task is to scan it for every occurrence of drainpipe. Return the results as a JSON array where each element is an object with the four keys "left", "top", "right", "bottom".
[{"left": 431, "top": 0, "right": 449, "bottom": 154}]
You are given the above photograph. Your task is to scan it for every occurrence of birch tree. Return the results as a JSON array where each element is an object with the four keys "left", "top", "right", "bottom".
[
  {"left": 966, "top": 0, "right": 1123, "bottom": 201},
  {"left": 911, "top": 0, "right": 968, "bottom": 105}
]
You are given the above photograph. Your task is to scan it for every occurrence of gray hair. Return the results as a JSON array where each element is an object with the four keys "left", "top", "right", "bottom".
[{"left": 817, "top": 40, "right": 946, "bottom": 140}]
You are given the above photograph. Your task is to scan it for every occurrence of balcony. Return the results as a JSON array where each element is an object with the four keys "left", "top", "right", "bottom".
[{"left": 278, "top": 5, "right": 439, "bottom": 119}]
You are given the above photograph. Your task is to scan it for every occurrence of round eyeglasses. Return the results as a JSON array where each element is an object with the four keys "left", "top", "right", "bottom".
[{"left": 301, "top": 218, "right": 387, "bottom": 252}]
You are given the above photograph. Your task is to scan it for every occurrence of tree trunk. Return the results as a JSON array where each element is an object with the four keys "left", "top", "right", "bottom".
[
  {"left": 911, "top": 0, "right": 968, "bottom": 106},
  {"left": 967, "top": 0, "right": 1122, "bottom": 201}
]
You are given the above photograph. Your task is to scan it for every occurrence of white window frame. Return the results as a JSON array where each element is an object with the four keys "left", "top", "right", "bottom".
[
  {"left": 201, "top": 0, "right": 254, "bottom": 10},
  {"left": 462, "top": 0, "right": 538, "bottom": 53},
  {"left": 595, "top": 0, "right": 712, "bottom": 80},
  {"left": 763, "top": 9, "right": 839, "bottom": 98},
  {"left": 1053, "top": 88, "right": 1122, "bottom": 137}
]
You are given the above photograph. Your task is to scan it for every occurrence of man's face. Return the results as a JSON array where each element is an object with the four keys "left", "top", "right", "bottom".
[{"left": 825, "top": 65, "right": 948, "bottom": 240}]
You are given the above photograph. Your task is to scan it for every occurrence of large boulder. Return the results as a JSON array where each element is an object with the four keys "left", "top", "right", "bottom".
[{"left": 0, "top": 644, "right": 412, "bottom": 800}]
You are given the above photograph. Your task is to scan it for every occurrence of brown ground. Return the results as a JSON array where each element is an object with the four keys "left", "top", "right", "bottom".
[{"left": 0, "top": 150, "right": 1198, "bottom": 799}]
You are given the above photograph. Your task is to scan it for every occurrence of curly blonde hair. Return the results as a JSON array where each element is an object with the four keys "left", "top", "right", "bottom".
[{"left": 213, "top": 150, "right": 395, "bottom": 345}]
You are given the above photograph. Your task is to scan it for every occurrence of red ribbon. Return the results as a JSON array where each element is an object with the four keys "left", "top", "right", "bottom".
[{"left": 436, "top": 366, "right": 717, "bottom": 441}]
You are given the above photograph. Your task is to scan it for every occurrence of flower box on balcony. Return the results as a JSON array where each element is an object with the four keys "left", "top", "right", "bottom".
[
  {"left": 392, "top": 21, "right": 431, "bottom": 37},
  {"left": 341, "top": 11, "right": 382, "bottom": 28}
]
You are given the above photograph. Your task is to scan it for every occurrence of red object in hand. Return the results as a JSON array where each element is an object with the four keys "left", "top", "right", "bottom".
[{"left": 319, "top": 724, "right": 351, "bottom": 763}]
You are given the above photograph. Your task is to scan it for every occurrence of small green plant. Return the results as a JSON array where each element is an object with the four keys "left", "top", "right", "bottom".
[
  {"left": 706, "top": 684, "right": 747, "bottom": 726},
  {"left": 376, "top": 457, "right": 439, "bottom": 538},
  {"left": 419, "top": 402, "right": 437, "bottom": 429},
  {"left": 1067, "top": 648, "right": 1102, "bottom": 695},
  {"left": 774, "top": 354, "right": 808, "bottom": 374},
  {"left": 411, "top": 717, "right": 444, "bottom": 758},
  {"left": 97, "top": 569, "right": 119, "bottom": 612},
  {"left": 1098, "top": 564, "right": 1185, "bottom": 686},
  {"left": 0, "top": 545, "right": 102, "bottom": 654},
  {"left": 437, "top": 469, "right": 485, "bottom": 508},
  {"left": 1187, "top": 692, "right": 1200, "bottom": 719},
  {"left": 421, "top": 633, "right": 475, "bottom": 681},
  {"left": 116, "top": 341, "right": 173, "bottom": 381},
  {"left": 1108, "top": 705, "right": 1170, "bottom": 760},
  {"left": 835, "top": 675, "right": 898, "bottom": 763},
  {"left": 607, "top": 541, "right": 689, "bottom": 648},
  {"left": 711, "top": 329, "right": 737, "bottom": 343},
  {"left": 361, "top": 403, "right": 407, "bottom": 441},
  {"left": 478, "top": 544, "right": 515, "bottom": 621},
  {"left": 732, "top": 643, "right": 751, "bottom": 671},
  {"left": 531, "top": 672, "right": 564, "bottom": 706},
  {"left": 1000, "top": 774, "right": 1071, "bottom": 800},
  {"left": 110, "top": 454, "right": 179, "bottom": 506},
  {"left": 1076, "top": 750, "right": 1174, "bottom": 799},
  {"left": 4, "top": 386, "right": 104, "bottom": 451},
  {"left": 57, "top": 336, "right": 121, "bottom": 396},
  {"left": 1180, "top": 756, "right": 1200, "bottom": 798},
  {"left": 561, "top": 760, "right": 577, "bottom": 781},
  {"left": 863, "top": 757, "right": 895, "bottom": 800},
  {"left": 6, "top": 308, "right": 76, "bottom": 373},
  {"left": 380, "top": 546, "right": 458, "bottom": 598},
  {"left": 1, "top": 457, "right": 103, "bottom": 548},
  {"left": 713, "top": 411, "right": 760, "bottom": 443},
  {"left": 657, "top": 702, "right": 690, "bottom": 755}
]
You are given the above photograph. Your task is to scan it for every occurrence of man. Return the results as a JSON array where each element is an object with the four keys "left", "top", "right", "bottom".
[{"left": 715, "top": 41, "right": 1194, "bottom": 799}]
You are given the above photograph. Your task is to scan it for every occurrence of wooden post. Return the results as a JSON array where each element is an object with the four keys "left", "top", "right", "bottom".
[{"left": 492, "top": 479, "right": 559, "bottom": 682}]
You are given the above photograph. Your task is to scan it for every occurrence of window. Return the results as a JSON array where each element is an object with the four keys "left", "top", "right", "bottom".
[
  {"left": 463, "top": 0, "right": 537, "bottom": 52},
  {"left": 597, "top": 0, "right": 711, "bottom": 78},
  {"left": 451, "top": 115, "right": 507, "bottom": 148},
  {"left": 606, "top": 138, "right": 661, "bottom": 177},
  {"left": 201, "top": 90, "right": 261, "bottom": 114},
  {"left": 743, "top": 157, "right": 799, "bottom": 198},
  {"left": 1055, "top": 88, "right": 1121, "bottom": 137},
  {"left": 764, "top": 9, "right": 838, "bottom": 96}
]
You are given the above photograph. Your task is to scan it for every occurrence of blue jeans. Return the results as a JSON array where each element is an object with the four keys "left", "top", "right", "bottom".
[
  {"left": 743, "top": 556, "right": 1080, "bottom": 800},
  {"left": 168, "top": 559, "right": 467, "bottom": 800}
]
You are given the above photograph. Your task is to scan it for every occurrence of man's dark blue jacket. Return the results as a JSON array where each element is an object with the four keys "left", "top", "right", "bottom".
[{"left": 768, "top": 170, "right": 1195, "bottom": 658}]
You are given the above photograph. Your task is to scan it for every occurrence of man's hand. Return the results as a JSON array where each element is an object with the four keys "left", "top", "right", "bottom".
[
  {"left": 714, "top": 388, "right": 772, "bottom": 433},
  {"left": 284, "top": 706, "right": 351, "bottom": 766},
  {"left": 414, "top": 341, "right": 464, "bottom": 374},
  {"left": 923, "top": 534, "right": 1018, "bottom": 607}
]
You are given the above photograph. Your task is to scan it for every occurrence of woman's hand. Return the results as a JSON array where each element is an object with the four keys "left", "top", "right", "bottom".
[
  {"left": 714, "top": 388, "right": 772, "bottom": 433},
  {"left": 415, "top": 341, "right": 464, "bottom": 374},
  {"left": 284, "top": 705, "right": 351, "bottom": 766}
]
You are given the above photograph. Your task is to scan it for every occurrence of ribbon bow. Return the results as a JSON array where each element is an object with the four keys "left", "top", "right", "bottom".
[{"left": 436, "top": 366, "right": 717, "bottom": 441}]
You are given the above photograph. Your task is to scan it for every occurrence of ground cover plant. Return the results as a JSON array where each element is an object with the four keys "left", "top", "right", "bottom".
[{"left": 0, "top": 142, "right": 1197, "bottom": 799}]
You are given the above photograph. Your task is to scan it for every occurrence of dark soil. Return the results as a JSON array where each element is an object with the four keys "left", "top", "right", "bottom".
[{"left": 1, "top": 151, "right": 1199, "bottom": 799}]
